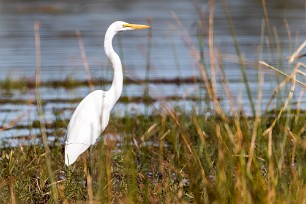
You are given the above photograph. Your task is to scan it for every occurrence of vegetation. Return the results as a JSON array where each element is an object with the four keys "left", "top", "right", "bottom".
[{"left": 1, "top": 111, "right": 306, "bottom": 203}]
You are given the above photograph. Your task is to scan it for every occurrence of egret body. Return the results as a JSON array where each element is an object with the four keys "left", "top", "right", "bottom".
[{"left": 65, "top": 21, "right": 150, "bottom": 166}]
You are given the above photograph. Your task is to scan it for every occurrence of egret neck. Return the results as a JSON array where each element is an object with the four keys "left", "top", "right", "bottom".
[{"left": 104, "top": 26, "right": 123, "bottom": 107}]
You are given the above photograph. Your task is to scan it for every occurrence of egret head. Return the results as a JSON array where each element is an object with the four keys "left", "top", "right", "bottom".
[
  {"left": 104, "top": 21, "right": 150, "bottom": 54},
  {"left": 112, "top": 21, "right": 150, "bottom": 32}
]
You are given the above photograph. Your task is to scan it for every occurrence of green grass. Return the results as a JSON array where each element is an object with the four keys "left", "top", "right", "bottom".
[
  {"left": 0, "top": 76, "right": 200, "bottom": 91},
  {"left": 1, "top": 111, "right": 306, "bottom": 203}
]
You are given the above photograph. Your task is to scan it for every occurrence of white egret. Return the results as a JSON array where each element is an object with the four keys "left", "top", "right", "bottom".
[{"left": 65, "top": 21, "right": 150, "bottom": 166}]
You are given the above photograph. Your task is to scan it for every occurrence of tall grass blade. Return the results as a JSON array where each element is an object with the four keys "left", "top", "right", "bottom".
[
  {"left": 223, "top": 0, "right": 256, "bottom": 116},
  {"left": 76, "top": 31, "right": 95, "bottom": 91},
  {"left": 34, "top": 21, "right": 59, "bottom": 203}
]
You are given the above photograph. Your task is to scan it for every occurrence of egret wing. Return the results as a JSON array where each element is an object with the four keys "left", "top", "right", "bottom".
[{"left": 65, "top": 90, "right": 111, "bottom": 165}]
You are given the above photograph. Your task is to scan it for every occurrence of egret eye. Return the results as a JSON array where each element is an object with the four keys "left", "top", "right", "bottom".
[{"left": 122, "top": 24, "right": 130, "bottom": 28}]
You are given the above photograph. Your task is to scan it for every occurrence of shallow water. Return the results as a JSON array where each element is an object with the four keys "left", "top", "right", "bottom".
[{"left": 1, "top": 0, "right": 306, "bottom": 142}]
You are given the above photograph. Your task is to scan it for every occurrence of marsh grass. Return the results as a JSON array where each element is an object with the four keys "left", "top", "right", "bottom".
[
  {"left": 1, "top": 111, "right": 306, "bottom": 203},
  {"left": 1, "top": 1, "right": 306, "bottom": 203}
]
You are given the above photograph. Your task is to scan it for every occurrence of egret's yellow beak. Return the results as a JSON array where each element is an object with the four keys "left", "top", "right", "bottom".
[{"left": 123, "top": 23, "right": 150, "bottom": 30}]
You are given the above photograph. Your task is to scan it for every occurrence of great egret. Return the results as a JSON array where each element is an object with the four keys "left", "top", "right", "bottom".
[{"left": 65, "top": 21, "right": 150, "bottom": 166}]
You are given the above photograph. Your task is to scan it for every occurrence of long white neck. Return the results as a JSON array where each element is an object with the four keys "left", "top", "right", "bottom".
[{"left": 104, "top": 26, "right": 123, "bottom": 106}]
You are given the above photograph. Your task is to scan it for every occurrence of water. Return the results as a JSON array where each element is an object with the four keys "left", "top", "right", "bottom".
[{"left": 1, "top": 0, "right": 306, "bottom": 143}]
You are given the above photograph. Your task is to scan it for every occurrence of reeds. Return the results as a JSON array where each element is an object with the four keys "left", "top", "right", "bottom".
[{"left": 34, "top": 21, "right": 59, "bottom": 203}]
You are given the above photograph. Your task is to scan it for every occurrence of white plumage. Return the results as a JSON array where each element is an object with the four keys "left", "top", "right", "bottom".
[
  {"left": 64, "top": 21, "right": 150, "bottom": 166},
  {"left": 65, "top": 90, "right": 110, "bottom": 165}
]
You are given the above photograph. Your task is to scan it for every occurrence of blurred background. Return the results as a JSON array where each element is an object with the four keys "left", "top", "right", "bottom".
[{"left": 0, "top": 0, "right": 306, "bottom": 144}]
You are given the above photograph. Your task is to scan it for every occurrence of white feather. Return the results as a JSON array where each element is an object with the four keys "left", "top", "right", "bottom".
[
  {"left": 64, "top": 21, "right": 149, "bottom": 166},
  {"left": 65, "top": 90, "right": 111, "bottom": 165}
]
